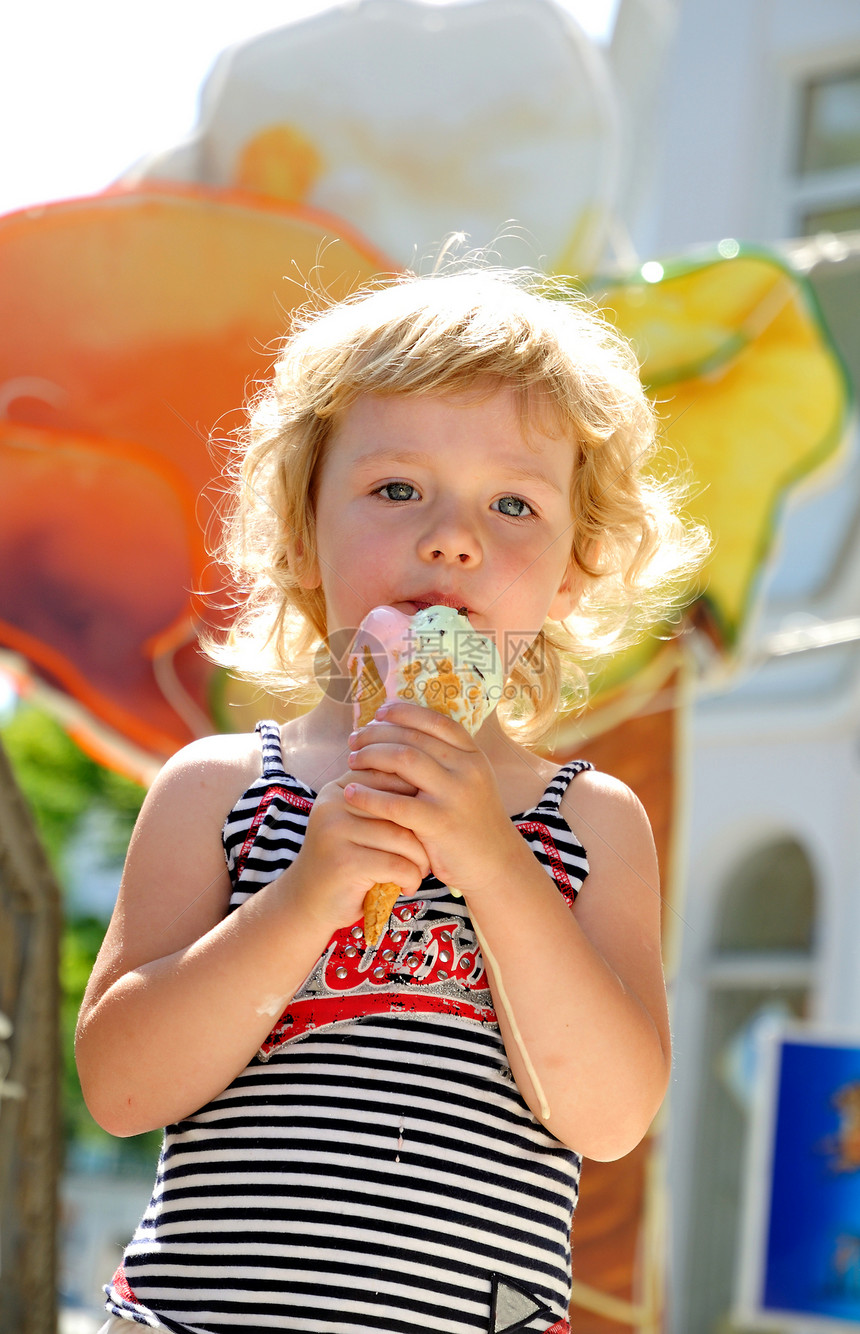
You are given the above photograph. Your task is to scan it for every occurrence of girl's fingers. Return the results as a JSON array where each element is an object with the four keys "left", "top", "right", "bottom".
[
  {"left": 349, "top": 721, "right": 468, "bottom": 778},
  {"left": 357, "top": 701, "right": 477, "bottom": 751},
  {"left": 344, "top": 782, "right": 440, "bottom": 869},
  {"left": 345, "top": 804, "right": 430, "bottom": 882},
  {"left": 344, "top": 780, "right": 402, "bottom": 814},
  {"left": 347, "top": 742, "right": 452, "bottom": 796},
  {"left": 348, "top": 766, "right": 418, "bottom": 796},
  {"left": 344, "top": 781, "right": 425, "bottom": 833}
]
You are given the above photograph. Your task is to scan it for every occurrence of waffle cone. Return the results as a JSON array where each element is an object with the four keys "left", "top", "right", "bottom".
[
  {"left": 351, "top": 644, "right": 386, "bottom": 728},
  {"left": 346, "top": 651, "right": 397, "bottom": 943},
  {"left": 362, "top": 881, "right": 401, "bottom": 947}
]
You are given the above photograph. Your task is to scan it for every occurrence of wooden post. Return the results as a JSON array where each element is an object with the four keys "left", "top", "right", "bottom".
[{"left": 0, "top": 737, "right": 62, "bottom": 1334}]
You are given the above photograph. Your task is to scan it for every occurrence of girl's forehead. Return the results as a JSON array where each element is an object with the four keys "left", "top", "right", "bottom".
[{"left": 332, "top": 380, "right": 566, "bottom": 447}]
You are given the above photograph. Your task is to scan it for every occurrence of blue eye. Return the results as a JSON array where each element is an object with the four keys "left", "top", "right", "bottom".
[
  {"left": 494, "top": 495, "right": 533, "bottom": 517},
  {"left": 377, "top": 481, "right": 418, "bottom": 501}
]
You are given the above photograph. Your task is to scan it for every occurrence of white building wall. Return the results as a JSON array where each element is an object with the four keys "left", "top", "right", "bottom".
[
  {"left": 634, "top": 0, "right": 860, "bottom": 256},
  {"left": 669, "top": 669, "right": 860, "bottom": 1329}
]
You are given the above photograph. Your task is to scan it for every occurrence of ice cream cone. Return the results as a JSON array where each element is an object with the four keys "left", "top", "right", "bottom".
[{"left": 348, "top": 605, "right": 503, "bottom": 946}]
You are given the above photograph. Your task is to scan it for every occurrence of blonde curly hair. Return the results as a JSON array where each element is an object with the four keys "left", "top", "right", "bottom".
[{"left": 206, "top": 266, "right": 708, "bottom": 740}]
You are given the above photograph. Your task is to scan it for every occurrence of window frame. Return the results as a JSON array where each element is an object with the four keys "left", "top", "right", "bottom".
[{"left": 768, "top": 43, "right": 860, "bottom": 239}]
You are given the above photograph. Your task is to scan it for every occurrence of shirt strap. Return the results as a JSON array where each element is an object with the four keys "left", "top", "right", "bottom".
[{"left": 255, "top": 719, "right": 289, "bottom": 780}]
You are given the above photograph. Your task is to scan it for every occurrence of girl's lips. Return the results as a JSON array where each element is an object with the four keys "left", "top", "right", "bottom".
[
  {"left": 408, "top": 595, "right": 471, "bottom": 614},
  {"left": 385, "top": 597, "right": 475, "bottom": 622}
]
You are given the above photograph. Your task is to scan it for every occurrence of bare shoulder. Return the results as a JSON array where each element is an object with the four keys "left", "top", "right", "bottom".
[
  {"left": 562, "top": 766, "right": 651, "bottom": 826},
  {"left": 156, "top": 728, "right": 264, "bottom": 782},
  {"left": 122, "top": 729, "right": 266, "bottom": 924},
  {"left": 143, "top": 730, "right": 265, "bottom": 824},
  {"left": 82, "top": 731, "right": 267, "bottom": 1001},
  {"left": 560, "top": 767, "right": 658, "bottom": 883}
]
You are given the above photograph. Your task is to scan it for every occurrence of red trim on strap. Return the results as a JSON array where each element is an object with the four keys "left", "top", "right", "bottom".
[
  {"left": 515, "top": 820, "right": 576, "bottom": 905},
  {"left": 236, "top": 786, "right": 313, "bottom": 877},
  {"left": 110, "top": 1263, "right": 137, "bottom": 1304}
]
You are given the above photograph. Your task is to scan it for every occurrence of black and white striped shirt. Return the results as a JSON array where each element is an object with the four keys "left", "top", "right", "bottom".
[{"left": 106, "top": 722, "right": 592, "bottom": 1333}]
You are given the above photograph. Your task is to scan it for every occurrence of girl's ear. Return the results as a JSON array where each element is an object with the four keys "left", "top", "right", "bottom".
[
  {"left": 290, "top": 537, "right": 322, "bottom": 590},
  {"left": 548, "top": 563, "right": 580, "bottom": 622}
]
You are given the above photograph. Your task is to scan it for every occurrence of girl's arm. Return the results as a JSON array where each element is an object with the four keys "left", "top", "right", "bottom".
[
  {"left": 345, "top": 707, "right": 670, "bottom": 1159},
  {"left": 76, "top": 732, "right": 429, "bottom": 1138},
  {"left": 470, "top": 770, "right": 670, "bottom": 1160}
]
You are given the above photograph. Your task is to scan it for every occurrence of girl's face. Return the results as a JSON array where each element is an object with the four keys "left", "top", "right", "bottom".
[{"left": 304, "top": 384, "right": 578, "bottom": 675}]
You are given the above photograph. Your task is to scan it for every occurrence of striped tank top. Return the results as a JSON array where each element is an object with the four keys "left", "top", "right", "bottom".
[{"left": 105, "top": 722, "right": 593, "bottom": 1333}]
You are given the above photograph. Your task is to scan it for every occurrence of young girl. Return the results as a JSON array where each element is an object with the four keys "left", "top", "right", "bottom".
[{"left": 77, "top": 268, "right": 707, "bottom": 1334}]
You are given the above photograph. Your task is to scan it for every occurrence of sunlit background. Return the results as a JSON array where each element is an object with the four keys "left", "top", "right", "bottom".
[
  {"left": 0, "top": 0, "right": 619, "bottom": 217},
  {"left": 3, "top": 3, "right": 860, "bottom": 1332}
]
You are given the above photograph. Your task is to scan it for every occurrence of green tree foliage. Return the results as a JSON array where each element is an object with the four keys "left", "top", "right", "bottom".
[
  {"left": 1, "top": 703, "right": 144, "bottom": 868},
  {"left": 2, "top": 703, "right": 160, "bottom": 1165}
]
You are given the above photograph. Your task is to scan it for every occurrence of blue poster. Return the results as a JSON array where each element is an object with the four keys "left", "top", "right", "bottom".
[{"left": 739, "top": 1029, "right": 860, "bottom": 1327}]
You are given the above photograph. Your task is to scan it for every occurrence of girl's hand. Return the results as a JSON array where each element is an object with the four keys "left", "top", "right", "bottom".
[
  {"left": 343, "top": 701, "right": 520, "bottom": 897},
  {"left": 296, "top": 764, "right": 431, "bottom": 930}
]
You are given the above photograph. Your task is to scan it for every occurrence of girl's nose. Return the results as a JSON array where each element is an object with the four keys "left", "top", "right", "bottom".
[{"left": 417, "top": 506, "right": 481, "bottom": 566}]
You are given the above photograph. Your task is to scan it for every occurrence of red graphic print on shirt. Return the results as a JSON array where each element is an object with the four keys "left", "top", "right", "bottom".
[{"left": 259, "top": 901, "right": 497, "bottom": 1056}]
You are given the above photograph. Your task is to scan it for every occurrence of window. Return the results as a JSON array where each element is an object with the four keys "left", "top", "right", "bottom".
[
  {"left": 716, "top": 839, "right": 816, "bottom": 953},
  {"left": 792, "top": 67, "right": 860, "bottom": 236},
  {"left": 799, "top": 70, "right": 860, "bottom": 174}
]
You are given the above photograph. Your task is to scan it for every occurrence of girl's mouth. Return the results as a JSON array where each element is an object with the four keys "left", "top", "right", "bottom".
[{"left": 410, "top": 594, "right": 470, "bottom": 614}]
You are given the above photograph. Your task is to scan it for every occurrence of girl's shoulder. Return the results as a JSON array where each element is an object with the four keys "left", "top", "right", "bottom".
[
  {"left": 558, "top": 766, "right": 657, "bottom": 887},
  {"left": 161, "top": 728, "right": 263, "bottom": 773},
  {"left": 558, "top": 766, "right": 649, "bottom": 822},
  {"left": 145, "top": 729, "right": 266, "bottom": 824}
]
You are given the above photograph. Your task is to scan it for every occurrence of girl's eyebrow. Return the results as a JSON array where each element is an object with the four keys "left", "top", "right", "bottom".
[
  {"left": 502, "top": 462, "right": 564, "bottom": 494},
  {"left": 352, "top": 447, "right": 434, "bottom": 473},
  {"left": 353, "top": 447, "right": 564, "bottom": 494}
]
